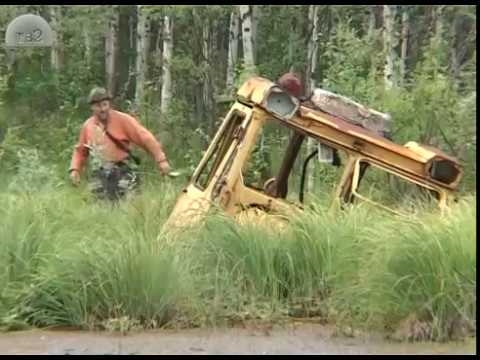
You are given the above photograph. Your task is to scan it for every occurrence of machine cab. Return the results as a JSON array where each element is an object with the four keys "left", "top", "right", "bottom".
[{"left": 166, "top": 77, "right": 463, "bottom": 229}]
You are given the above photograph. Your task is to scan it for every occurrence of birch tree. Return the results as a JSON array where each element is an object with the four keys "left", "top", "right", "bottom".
[
  {"left": 383, "top": 5, "right": 397, "bottom": 90},
  {"left": 154, "top": 17, "right": 163, "bottom": 80},
  {"left": 433, "top": 5, "right": 446, "bottom": 47},
  {"left": 368, "top": 5, "right": 376, "bottom": 38},
  {"left": 431, "top": 5, "right": 447, "bottom": 73},
  {"left": 160, "top": 14, "right": 173, "bottom": 115},
  {"left": 449, "top": 6, "right": 475, "bottom": 86},
  {"left": 122, "top": 10, "right": 136, "bottom": 103},
  {"left": 203, "top": 19, "right": 215, "bottom": 133},
  {"left": 239, "top": 5, "right": 255, "bottom": 74},
  {"left": 50, "top": 5, "right": 64, "bottom": 72},
  {"left": 135, "top": 5, "right": 151, "bottom": 109},
  {"left": 251, "top": 5, "right": 258, "bottom": 62},
  {"left": 203, "top": 20, "right": 210, "bottom": 114},
  {"left": 400, "top": 6, "right": 410, "bottom": 85},
  {"left": 305, "top": 5, "right": 319, "bottom": 194},
  {"left": 226, "top": 7, "right": 240, "bottom": 94},
  {"left": 106, "top": 5, "right": 120, "bottom": 96},
  {"left": 83, "top": 27, "right": 91, "bottom": 69}
]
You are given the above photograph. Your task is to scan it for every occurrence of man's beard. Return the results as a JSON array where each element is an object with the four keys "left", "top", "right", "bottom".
[{"left": 98, "top": 111, "right": 109, "bottom": 121}]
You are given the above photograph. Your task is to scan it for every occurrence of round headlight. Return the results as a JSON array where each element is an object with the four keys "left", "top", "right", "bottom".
[
  {"left": 427, "top": 158, "right": 461, "bottom": 185},
  {"left": 262, "top": 86, "right": 299, "bottom": 120}
]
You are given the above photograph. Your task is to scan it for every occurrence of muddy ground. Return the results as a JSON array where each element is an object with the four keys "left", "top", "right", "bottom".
[{"left": 0, "top": 323, "right": 476, "bottom": 355}]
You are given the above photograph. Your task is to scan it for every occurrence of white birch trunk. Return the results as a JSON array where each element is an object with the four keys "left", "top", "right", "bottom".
[
  {"left": 400, "top": 7, "right": 409, "bottom": 85},
  {"left": 155, "top": 18, "right": 163, "bottom": 77},
  {"left": 203, "top": 20, "right": 214, "bottom": 132},
  {"left": 50, "top": 5, "right": 64, "bottom": 71},
  {"left": 251, "top": 5, "right": 258, "bottom": 62},
  {"left": 432, "top": 5, "right": 446, "bottom": 50},
  {"left": 226, "top": 7, "right": 240, "bottom": 93},
  {"left": 135, "top": 5, "right": 151, "bottom": 109},
  {"left": 383, "top": 5, "right": 397, "bottom": 90},
  {"left": 368, "top": 6, "right": 376, "bottom": 38},
  {"left": 203, "top": 21, "right": 210, "bottom": 112},
  {"left": 83, "top": 27, "right": 91, "bottom": 69},
  {"left": 160, "top": 15, "right": 173, "bottom": 115},
  {"left": 306, "top": 5, "right": 320, "bottom": 194},
  {"left": 449, "top": 10, "right": 466, "bottom": 85},
  {"left": 106, "top": 5, "right": 120, "bottom": 95},
  {"left": 288, "top": 31, "right": 295, "bottom": 72},
  {"left": 239, "top": 5, "right": 255, "bottom": 72}
]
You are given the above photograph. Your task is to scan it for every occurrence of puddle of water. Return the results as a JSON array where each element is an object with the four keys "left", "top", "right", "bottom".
[{"left": 0, "top": 324, "right": 476, "bottom": 355}]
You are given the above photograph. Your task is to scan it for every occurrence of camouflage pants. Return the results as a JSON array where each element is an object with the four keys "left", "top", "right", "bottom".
[{"left": 89, "top": 162, "right": 140, "bottom": 201}]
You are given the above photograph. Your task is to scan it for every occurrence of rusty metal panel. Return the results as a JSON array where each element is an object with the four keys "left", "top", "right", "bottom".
[{"left": 310, "top": 88, "right": 392, "bottom": 136}]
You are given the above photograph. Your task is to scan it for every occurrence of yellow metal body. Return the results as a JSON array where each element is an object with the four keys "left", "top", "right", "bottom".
[{"left": 166, "top": 77, "right": 463, "bottom": 229}]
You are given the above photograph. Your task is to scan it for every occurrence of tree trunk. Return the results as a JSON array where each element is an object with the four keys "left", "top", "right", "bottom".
[
  {"left": 203, "top": 20, "right": 215, "bottom": 135},
  {"left": 400, "top": 7, "right": 409, "bottom": 85},
  {"left": 305, "top": 5, "right": 319, "bottom": 98},
  {"left": 449, "top": 12, "right": 461, "bottom": 84},
  {"left": 121, "top": 9, "right": 136, "bottom": 102},
  {"left": 433, "top": 5, "right": 446, "bottom": 46},
  {"left": 239, "top": 5, "right": 255, "bottom": 72},
  {"left": 50, "top": 5, "right": 64, "bottom": 72},
  {"left": 423, "top": 5, "right": 447, "bottom": 144},
  {"left": 374, "top": 5, "right": 384, "bottom": 31},
  {"left": 251, "top": 5, "right": 258, "bottom": 62},
  {"left": 83, "top": 27, "right": 91, "bottom": 69},
  {"left": 135, "top": 5, "right": 151, "bottom": 109},
  {"left": 160, "top": 15, "right": 173, "bottom": 115},
  {"left": 288, "top": 29, "right": 295, "bottom": 72},
  {"left": 383, "top": 5, "right": 397, "bottom": 90},
  {"left": 368, "top": 6, "right": 376, "bottom": 38},
  {"left": 305, "top": 5, "right": 320, "bottom": 194},
  {"left": 449, "top": 8, "right": 475, "bottom": 89},
  {"left": 203, "top": 21, "right": 210, "bottom": 117},
  {"left": 432, "top": 5, "right": 446, "bottom": 72},
  {"left": 106, "top": 5, "right": 120, "bottom": 96},
  {"left": 155, "top": 17, "right": 163, "bottom": 80},
  {"left": 226, "top": 7, "right": 240, "bottom": 94}
]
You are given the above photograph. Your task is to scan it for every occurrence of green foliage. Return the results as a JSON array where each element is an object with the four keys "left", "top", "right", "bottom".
[
  {"left": 322, "top": 20, "right": 381, "bottom": 101},
  {"left": 256, "top": 5, "right": 308, "bottom": 80},
  {"left": 0, "top": 126, "right": 28, "bottom": 172},
  {"left": 312, "top": 15, "right": 476, "bottom": 192},
  {"left": 7, "top": 148, "right": 59, "bottom": 193}
]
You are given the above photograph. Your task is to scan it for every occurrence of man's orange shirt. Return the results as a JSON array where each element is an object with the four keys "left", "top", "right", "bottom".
[{"left": 70, "top": 110, "right": 167, "bottom": 173}]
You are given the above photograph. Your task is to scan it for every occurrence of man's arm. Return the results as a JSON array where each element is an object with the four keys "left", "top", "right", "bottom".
[
  {"left": 122, "top": 115, "right": 171, "bottom": 174},
  {"left": 69, "top": 123, "right": 89, "bottom": 178}
]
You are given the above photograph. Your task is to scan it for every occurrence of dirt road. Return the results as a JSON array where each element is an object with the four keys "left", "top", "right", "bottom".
[{"left": 0, "top": 324, "right": 476, "bottom": 355}]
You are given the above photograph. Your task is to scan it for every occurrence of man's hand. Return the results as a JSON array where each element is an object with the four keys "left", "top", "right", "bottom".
[
  {"left": 158, "top": 159, "right": 171, "bottom": 176},
  {"left": 70, "top": 169, "right": 81, "bottom": 185}
]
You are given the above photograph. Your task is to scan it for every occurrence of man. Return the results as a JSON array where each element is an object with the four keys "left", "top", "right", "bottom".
[{"left": 69, "top": 87, "right": 171, "bottom": 200}]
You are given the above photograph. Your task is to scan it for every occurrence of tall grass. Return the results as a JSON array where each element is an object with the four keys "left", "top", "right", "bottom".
[
  {"left": 0, "top": 182, "right": 184, "bottom": 330},
  {"left": 0, "top": 181, "right": 476, "bottom": 341},
  {"left": 356, "top": 198, "right": 476, "bottom": 340}
]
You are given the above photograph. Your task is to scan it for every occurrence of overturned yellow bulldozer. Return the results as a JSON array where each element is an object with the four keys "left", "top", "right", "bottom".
[{"left": 166, "top": 77, "right": 463, "bottom": 229}]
